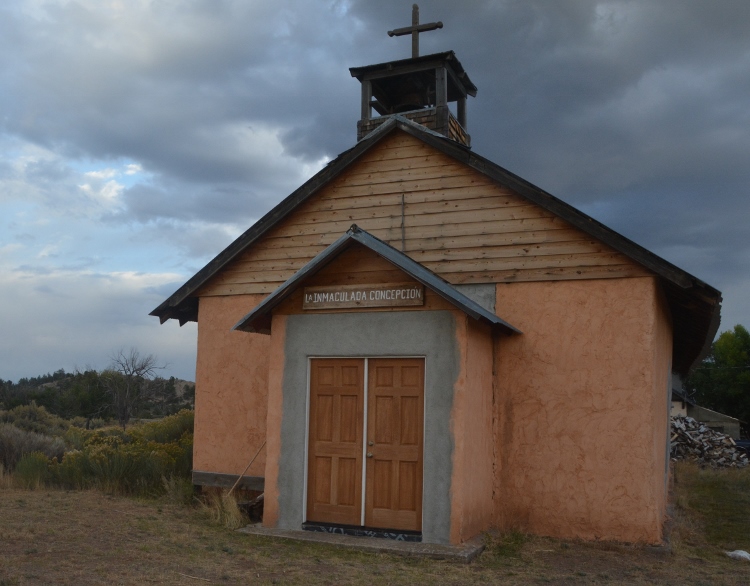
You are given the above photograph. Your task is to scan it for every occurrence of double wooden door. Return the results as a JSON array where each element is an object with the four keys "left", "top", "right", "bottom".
[{"left": 306, "top": 358, "right": 424, "bottom": 532}]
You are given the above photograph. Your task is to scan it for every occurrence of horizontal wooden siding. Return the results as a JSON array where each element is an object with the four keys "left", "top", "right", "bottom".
[{"left": 199, "top": 132, "right": 649, "bottom": 297}]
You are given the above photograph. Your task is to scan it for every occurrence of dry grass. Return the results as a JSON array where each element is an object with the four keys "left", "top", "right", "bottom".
[
  {"left": 0, "top": 462, "right": 11, "bottom": 489},
  {"left": 1, "top": 465, "right": 749, "bottom": 585},
  {"left": 200, "top": 488, "right": 248, "bottom": 530},
  {"left": 671, "top": 461, "right": 750, "bottom": 556}
]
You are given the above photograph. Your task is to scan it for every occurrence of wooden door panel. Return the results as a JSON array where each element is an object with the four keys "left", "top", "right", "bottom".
[
  {"left": 307, "top": 359, "right": 364, "bottom": 526},
  {"left": 365, "top": 358, "right": 424, "bottom": 531}
]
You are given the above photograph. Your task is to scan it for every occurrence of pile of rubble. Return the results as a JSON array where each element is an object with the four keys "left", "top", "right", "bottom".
[{"left": 671, "top": 415, "right": 748, "bottom": 468}]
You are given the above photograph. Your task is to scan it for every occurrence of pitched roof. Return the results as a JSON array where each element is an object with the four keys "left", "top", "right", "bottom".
[
  {"left": 233, "top": 225, "right": 520, "bottom": 336},
  {"left": 151, "top": 115, "right": 721, "bottom": 375}
]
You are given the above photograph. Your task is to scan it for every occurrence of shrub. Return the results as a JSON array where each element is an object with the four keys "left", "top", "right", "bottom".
[
  {"left": 49, "top": 450, "right": 89, "bottom": 490},
  {"left": 63, "top": 426, "right": 87, "bottom": 451},
  {"left": 68, "top": 416, "right": 107, "bottom": 430},
  {"left": 0, "top": 403, "right": 69, "bottom": 437},
  {"left": 48, "top": 412, "right": 194, "bottom": 496},
  {"left": 0, "top": 462, "right": 10, "bottom": 489},
  {"left": 162, "top": 475, "right": 196, "bottom": 506},
  {"left": 131, "top": 410, "right": 194, "bottom": 444},
  {"left": 5, "top": 410, "right": 194, "bottom": 497},
  {"left": 0, "top": 423, "right": 66, "bottom": 471},
  {"left": 15, "top": 452, "right": 50, "bottom": 489}
]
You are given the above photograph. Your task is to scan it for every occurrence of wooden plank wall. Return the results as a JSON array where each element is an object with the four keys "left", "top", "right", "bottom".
[{"left": 199, "top": 132, "right": 650, "bottom": 297}]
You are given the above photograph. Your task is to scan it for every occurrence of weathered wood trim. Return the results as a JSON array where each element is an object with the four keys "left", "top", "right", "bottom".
[
  {"left": 215, "top": 240, "right": 615, "bottom": 276},
  {"left": 361, "top": 79, "right": 371, "bottom": 121},
  {"left": 219, "top": 228, "right": 592, "bottom": 264},
  {"left": 198, "top": 266, "right": 658, "bottom": 298},
  {"left": 349, "top": 51, "right": 477, "bottom": 96},
  {"left": 457, "top": 96, "right": 467, "bottom": 129},
  {"left": 289, "top": 193, "right": 525, "bottom": 217},
  {"left": 353, "top": 57, "right": 451, "bottom": 82},
  {"left": 358, "top": 109, "right": 469, "bottom": 146},
  {"left": 192, "top": 470, "right": 265, "bottom": 491}
]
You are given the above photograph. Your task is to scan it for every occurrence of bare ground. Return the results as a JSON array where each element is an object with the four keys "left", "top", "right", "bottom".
[{"left": 0, "top": 487, "right": 748, "bottom": 585}]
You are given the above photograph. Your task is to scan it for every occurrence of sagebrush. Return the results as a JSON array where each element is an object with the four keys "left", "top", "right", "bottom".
[
  {"left": 0, "top": 423, "right": 66, "bottom": 471},
  {"left": 1, "top": 409, "right": 194, "bottom": 495}
]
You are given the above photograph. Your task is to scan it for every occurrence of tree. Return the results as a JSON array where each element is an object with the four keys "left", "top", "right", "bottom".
[
  {"left": 101, "top": 348, "right": 164, "bottom": 428},
  {"left": 0, "top": 379, "right": 11, "bottom": 410},
  {"left": 686, "top": 324, "right": 750, "bottom": 432},
  {"left": 58, "top": 369, "right": 110, "bottom": 423}
]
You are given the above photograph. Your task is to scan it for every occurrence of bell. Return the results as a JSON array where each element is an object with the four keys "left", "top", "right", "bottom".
[{"left": 394, "top": 92, "right": 425, "bottom": 113}]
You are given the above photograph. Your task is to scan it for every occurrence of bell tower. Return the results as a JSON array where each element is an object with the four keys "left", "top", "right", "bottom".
[{"left": 349, "top": 4, "right": 477, "bottom": 146}]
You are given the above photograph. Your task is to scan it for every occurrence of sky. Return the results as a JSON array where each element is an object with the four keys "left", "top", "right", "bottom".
[{"left": 1, "top": 0, "right": 749, "bottom": 383}]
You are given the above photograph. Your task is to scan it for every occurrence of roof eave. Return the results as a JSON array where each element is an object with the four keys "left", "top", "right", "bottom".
[{"left": 349, "top": 51, "right": 477, "bottom": 96}]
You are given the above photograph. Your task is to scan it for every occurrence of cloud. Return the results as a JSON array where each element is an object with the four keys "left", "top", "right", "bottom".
[
  {"left": 85, "top": 168, "right": 117, "bottom": 180},
  {"left": 1, "top": 0, "right": 749, "bottom": 381},
  {"left": 0, "top": 266, "right": 197, "bottom": 382}
]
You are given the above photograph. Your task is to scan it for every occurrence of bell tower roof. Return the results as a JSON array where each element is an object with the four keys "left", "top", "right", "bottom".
[
  {"left": 349, "top": 51, "right": 477, "bottom": 105},
  {"left": 349, "top": 6, "right": 477, "bottom": 147}
]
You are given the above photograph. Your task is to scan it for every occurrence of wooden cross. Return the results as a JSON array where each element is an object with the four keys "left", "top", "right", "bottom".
[{"left": 387, "top": 4, "right": 443, "bottom": 59}]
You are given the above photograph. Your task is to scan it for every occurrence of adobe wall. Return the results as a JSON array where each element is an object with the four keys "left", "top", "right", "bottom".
[
  {"left": 193, "top": 294, "right": 269, "bottom": 478},
  {"left": 493, "top": 277, "right": 670, "bottom": 543},
  {"left": 450, "top": 317, "right": 495, "bottom": 543},
  {"left": 651, "top": 289, "right": 673, "bottom": 529}
]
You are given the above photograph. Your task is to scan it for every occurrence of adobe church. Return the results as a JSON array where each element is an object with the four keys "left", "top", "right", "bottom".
[{"left": 152, "top": 8, "right": 721, "bottom": 545}]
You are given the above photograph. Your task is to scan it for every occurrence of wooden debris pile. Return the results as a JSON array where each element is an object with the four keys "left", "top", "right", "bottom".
[{"left": 671, "top": 416, "right": 748, "bottom": 468}]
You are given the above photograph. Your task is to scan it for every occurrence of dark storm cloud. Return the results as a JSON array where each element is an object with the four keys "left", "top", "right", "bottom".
[
  {"left": 0, "top": 1, "right": 354, "bottom": 182},
  {"left": 113, "top": 182, "right": 262, "bottom": 226},
  {"left": 3, "top": 1, "right": 748, "bottom": 199},
  {"left": 2, "top": 0, "right": 750, "bottom": 381}
]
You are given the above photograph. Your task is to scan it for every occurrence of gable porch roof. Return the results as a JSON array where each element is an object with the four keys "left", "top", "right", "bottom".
[{"left": 233, "top": 225, "right": 520, "bottom": 335}]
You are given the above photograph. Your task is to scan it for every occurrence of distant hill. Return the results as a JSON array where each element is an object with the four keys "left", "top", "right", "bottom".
[{"left": 1, "top": 370, "right": 195, "bottom": 420}]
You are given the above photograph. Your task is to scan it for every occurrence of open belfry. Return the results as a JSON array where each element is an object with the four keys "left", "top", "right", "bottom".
[{"left": 152, "top": 5, "right": 721, "bottom": 545}]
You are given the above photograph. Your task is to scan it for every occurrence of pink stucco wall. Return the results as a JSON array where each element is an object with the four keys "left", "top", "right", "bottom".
[
  {"left": 493, "top": 277, "right": 672, "bottom": 543},
  {"left": 193, "top": 295, "right": 269, "bottom": 477},
  {"left": 450, "top": 317, "right": 495, "bottom": 543},
  {"left": 650, "top": 290, "right": 673, "bottom": 528}
]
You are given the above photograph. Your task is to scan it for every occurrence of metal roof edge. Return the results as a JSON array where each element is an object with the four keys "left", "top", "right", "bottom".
[{"left": 349, "top": 51, "right": 477, "bottom": 96}]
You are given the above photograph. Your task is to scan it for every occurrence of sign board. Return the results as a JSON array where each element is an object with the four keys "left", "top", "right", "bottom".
[{"left": 302, "top": 283, "right": 425, "bottom": 310}]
